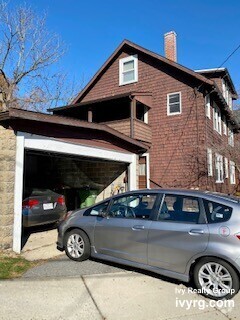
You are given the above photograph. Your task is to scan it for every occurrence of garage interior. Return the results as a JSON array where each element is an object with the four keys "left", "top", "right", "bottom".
[{"left": 23, "top": 149, "right": 128, "bottom": 211}]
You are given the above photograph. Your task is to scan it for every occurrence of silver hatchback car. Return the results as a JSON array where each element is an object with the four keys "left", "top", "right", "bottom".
[{"left": 57, "top": 189, "right": 240, "bottom": 300}]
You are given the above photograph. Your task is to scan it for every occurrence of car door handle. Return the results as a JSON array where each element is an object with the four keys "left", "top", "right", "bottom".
[
  {"left": 188, "top": 229, "right": 204, "bottom": 235},
  {"left": 132, "top": 225, "right": 145, "bottom": 231}
]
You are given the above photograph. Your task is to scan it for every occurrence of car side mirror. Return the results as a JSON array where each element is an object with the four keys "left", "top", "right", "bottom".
[{"left": 99, "top": 209, "right": 108, "bottom": 218}]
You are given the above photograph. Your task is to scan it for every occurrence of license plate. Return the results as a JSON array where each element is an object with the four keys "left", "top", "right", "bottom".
[{"left": 43, "top": 203, "right": 54, "bottom": 210}]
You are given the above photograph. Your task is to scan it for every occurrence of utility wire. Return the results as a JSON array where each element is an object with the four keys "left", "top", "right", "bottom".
[{"left": 217, "top": 43, "right": 240, "bottom": 70}]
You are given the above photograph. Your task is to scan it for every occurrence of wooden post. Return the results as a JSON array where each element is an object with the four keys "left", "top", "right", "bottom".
[
  {"left": 130, "top": 98, "right": 136, "bottom": 138},
  {"left": 88, "top": 108, "right": 93, "bottom": 122}
]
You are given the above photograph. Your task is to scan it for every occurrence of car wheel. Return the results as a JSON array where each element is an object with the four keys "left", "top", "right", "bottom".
[
  {"left": 64, "top": 229, "right": 90, "bottom": 262},
  {"left": 194, "top": 257, "right": 239, "bottom": 300}
]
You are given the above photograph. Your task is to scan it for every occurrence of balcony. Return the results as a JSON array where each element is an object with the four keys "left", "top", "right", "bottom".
[{"left": 104, "top": 118, "right": 152, "bottom": 144}]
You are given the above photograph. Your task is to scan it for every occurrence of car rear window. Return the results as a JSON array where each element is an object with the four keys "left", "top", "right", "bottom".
[{"left": 203, "top": 199, "right": 233, "bottom": 223}]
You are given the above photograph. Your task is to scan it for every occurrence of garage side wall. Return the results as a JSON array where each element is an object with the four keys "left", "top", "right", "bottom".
[{"left": 0, "top": 125, "right": 16, "bottom": 249}]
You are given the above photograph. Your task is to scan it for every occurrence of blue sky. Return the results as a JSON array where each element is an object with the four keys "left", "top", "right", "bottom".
[{"left": 10, "top": 0, "right": 240, "bottom": 101}]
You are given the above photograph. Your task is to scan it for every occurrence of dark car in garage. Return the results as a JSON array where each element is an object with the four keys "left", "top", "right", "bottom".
[{"left": 22, "top": 189, "right": 67, "bottom": 228}]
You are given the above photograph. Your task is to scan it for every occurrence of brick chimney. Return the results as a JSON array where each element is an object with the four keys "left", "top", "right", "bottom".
[{"left": 164, "top": 31, "right": 177, "bottom": 62}]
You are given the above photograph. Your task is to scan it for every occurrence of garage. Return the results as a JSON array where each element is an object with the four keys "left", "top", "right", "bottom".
[{"left": 0, "top": 108, "right": 148, "bottom": 253}]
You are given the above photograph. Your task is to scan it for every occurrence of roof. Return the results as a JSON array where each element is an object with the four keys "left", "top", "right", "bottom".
[
  {"left": 50, "top": 91, "right": 153, "bottom": 113},
  {"left": 0, "top": 108, "right": 148, "bottom": 153},
  {"left": 64, "top": 39, "right": 215, "bottom": 106},
  {"left": 195, "top": 68, "right": 238, "bottom": 97}
]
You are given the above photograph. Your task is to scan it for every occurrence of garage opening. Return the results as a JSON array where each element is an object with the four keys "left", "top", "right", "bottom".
[
  {"left": 24, "top": 149, "right": 128, "bottom": 210},
  {"left": 21, "top": 149, "right": 128, "bottom": 250}
]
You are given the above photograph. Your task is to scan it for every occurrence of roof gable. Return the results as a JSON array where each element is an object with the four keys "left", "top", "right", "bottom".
[{"left": 71, "top": 39, "right": 214, "bottom": 105}]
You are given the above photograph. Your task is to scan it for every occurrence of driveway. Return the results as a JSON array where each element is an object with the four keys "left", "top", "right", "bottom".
[{"left": 10, "top": 230, "right": 239, "bottom": 319}]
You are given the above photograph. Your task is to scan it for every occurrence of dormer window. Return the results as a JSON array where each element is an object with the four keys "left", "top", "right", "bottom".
[{"left": 119, "top": 55, "right": 138, "bottom": 86}]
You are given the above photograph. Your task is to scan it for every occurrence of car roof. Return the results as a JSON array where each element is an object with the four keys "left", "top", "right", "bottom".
[{"left": 109, "top": 189, "right": 240, "bottom": 204}]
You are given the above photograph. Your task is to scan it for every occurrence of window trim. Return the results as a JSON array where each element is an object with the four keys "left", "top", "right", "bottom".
[
  {"left": 167, "top": 91, "right": 182, "bottom": 116},
  {"left": 230, "top": 161, "right": 236, "bottom": 185},
  {"left": 228, "top": 127, "right": 234, "bottom": 147},
  {"left": 207, "top": 148, "right": 213, "bottom": 176},
  {"left": 224, "top": 157, "right": 229, "bottom": 179},
  {"left": 215, "top": 153, "right": 224, "bottom": 183},
  {"left": 213, "top": 102, "right": 222, "bottom": 135},
  {"left": 119, "top": 55, "right": 138, "bottom": 86},
  {"left": 205, "top": 94, "right": 211, "bottom": 119}
]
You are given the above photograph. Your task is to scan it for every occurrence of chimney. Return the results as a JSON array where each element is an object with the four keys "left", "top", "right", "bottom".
[{"left": 164, "top": 31, "right": 177, "bottom": 62}]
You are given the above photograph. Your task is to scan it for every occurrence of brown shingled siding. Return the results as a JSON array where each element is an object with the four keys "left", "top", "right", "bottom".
[{"left": 79, "top": 48, "right": 238, "bottom": 192}]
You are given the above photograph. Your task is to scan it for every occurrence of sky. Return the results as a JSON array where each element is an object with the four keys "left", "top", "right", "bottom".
[{"left": 9, "top": 0, "right": 240, "bottom": 103}]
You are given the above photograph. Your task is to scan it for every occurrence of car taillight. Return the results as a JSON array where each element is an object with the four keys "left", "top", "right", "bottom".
[
  {"left": 22, "top": 199, "right": 40, "bottom": 209},
  {"left": 57, "top": 196, "right": 65, "bottom": 206},
  {"left": 236, "top": 234, "right": 240, "bottom": 240}
]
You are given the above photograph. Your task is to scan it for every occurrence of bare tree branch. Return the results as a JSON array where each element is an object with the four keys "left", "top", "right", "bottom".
[{"left": 0, "top": 1, "right": 81, "bottom": 112}]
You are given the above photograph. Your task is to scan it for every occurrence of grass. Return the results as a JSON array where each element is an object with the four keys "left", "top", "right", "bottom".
[{"left": 0, "top": 253, "right": 37, "bottom": 279}]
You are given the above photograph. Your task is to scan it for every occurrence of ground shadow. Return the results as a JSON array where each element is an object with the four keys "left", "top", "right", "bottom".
[{"left": 21, "top": 223, "right": 57, "bottom": 250}]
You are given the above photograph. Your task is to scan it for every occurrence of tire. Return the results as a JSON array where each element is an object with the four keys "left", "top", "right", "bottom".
[
  {"left": 194, "top": 257, "right": 239, "bottom": 300},
  {"left": 64, "top": 229, "right": 90, "bottom": 262}
]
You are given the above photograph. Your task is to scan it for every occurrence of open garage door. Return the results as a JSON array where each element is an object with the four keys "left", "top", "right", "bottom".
[
  {"left": 24, "top": 150, "right": 128, "bottom": 213},
  {"left": 13, "top": 132, "right": 137, "bottom": 253}
]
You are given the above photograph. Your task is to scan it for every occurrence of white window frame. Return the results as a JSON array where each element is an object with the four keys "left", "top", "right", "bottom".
[
  {"left": 119, "top": 55, "right": 138, "bottom": 86},
  {"left": 213, "top": 102, "right": 222, "bottom": 135},
  {"left": 207, "top": 148, "right": 213, "bottom": 176},
  {"left": 215, "top": 153, "right": 224, "bottom": 183},
  {"left": 223, "top": 116, "right": 227, "bottom": 135},
  {"left": 224, "top": 157, "right": 229, "bottom": 178},
  {"left": 228, "top": 127, "right": 234, "bottom": 147},
  {"left": 205, "top": 94, "right": 211, "bottom": 119},
  {"left": 230, "top": 161, "right": 236, "bottom": 185},
  {"left": 167, "top": 92, "right": 182, "bottom": 116}
]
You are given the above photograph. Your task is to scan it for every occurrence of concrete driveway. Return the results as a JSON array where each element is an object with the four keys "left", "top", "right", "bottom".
[{"left": 7, "top": 229, "right": 238, "bottom": 319}]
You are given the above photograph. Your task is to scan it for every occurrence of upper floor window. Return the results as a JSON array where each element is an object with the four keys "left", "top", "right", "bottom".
[
  {"left": 215, "top": 153, "right": 224, "bottom": 183},
  {"left": 223, "top": 116, "right": 227, "bottom": 135},
  {"left": 222, "top": 78, "right": 232, "bottom": 110},
  {"left": 167, "top": 92, "right": 181, "bottom": 115},
  {"left": 205, "top": 94, "right": 211, "bottom": 119},
  {"left": 228, "top": 127, "right": 234, "bottom": 146},
  {"left": 119, "top": 55, "right": 138, "bottom": 86},
  {"left": 213, "top": 102, "right": 221, "bottom": 135},
  {"left": 230, "top": 161, "right": 236, "bottom": 185}
]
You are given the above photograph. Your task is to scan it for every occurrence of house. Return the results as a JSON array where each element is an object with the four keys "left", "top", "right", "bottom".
[
  {"left": 0, "top": 32, "right": 239, "bottom": 253},
  {"left": 52, "top": 31, "right": 240, "bottom": 194}
]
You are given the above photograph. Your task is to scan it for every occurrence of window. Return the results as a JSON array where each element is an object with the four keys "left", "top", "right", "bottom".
[
  {"left": 119, "top": 55, "right": 138, "bottom": 85},
  {"left": 213, "top": 102, "right": 221, "bottom": 134},
  {"left": 85, "top": 201, "right": 110, "bottom": 216},
  {"left": 224, "top": 157, "right": 229, "bottom": 179},
  {"left": 215, "top": 153, "right": 224, "bottom": 183},
  {"left": 222, "top": 78, "right": 232, "bottom": 109},
  {"left": 203, "top": 199, "right": 232, "bottom": 223},
  {"left": 228, "top": 128, "right": 234, "bottom": 146},
  {"left": 167, "top": 92, "right": 181, "bottom": 115},
  {"left": 207, "top": 148, "right": 213, "bottom": 176},
  {"left": 158, "top": 194, "right": 200, "bottom": 223},
  {"left": 230, "top": 161, "right": 236, "bottom": 185},
  {"left": 109, "top": 194, "right": 157, "bottom": 219},
  {"left": 223, "top": 117, "right": 227, "bottom": 135},
  {"left": 205, "top": 94, "right": 211, "bottom": 119}
]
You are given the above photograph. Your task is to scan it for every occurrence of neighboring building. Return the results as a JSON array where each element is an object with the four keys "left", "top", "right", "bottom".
[{"left": 52, "top": 32, "right": 240, "bottom": 194}]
